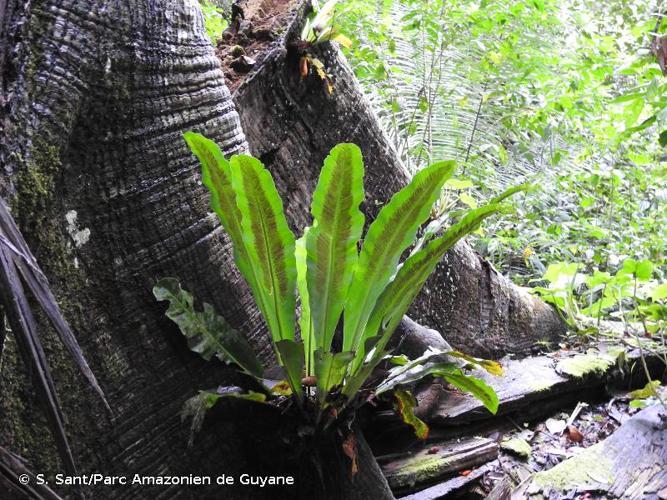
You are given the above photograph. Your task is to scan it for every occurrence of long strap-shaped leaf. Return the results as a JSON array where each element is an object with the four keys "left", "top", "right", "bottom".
[
  {"left": 296, "top": 231, "right": 315, "bottom": 375},
  {"left": 356, "top": 203, "right": 509, "bottom": 372},
  {"left": 184, "top": 132, "right": 259, "bottom": 296},
  {"left": 343, "top": 160, "right": 455, "bottom": 352},
  {"left": 231, "top": 155, "right": 297, "bottom": 343},
  {"left": 305, "top": 143, "right": 365, "bottom": 355},
  {"left": 361, "top": 182, "right": 530, "bottom": 361},
  {"left": 185, "top": 133, "right": 296, "bottom": 344}
]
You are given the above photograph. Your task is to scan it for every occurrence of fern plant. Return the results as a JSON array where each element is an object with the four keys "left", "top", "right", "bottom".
[{"left": 155, "top": 133, "right": 522, "bottom": 440}]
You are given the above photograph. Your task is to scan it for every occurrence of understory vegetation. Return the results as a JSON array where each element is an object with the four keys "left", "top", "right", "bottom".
[
  {"left": 336, "top": 0, "right": 667, "bottom": 347},
  {"left": 200, "top": 0, "right": 667, "bottom": 404}
]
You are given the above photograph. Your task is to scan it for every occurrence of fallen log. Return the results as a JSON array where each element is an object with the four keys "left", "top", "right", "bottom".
[
  {"left": 414, "top": 343, "right": 664, "bottom": 426},
  {"left": 397, "top": 461, "right": 498, "bottom": 500},
  {"left": 379, "top": 436, "right": 498, "bottom": 495},
  {"left": 513, "top": 404, "right": 667, "bottom": 499}
]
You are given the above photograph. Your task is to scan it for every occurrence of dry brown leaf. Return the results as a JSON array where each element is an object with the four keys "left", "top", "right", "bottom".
[
  {"left": 342, "top": 432, "right": 358, "bottom": 476},
  {"left": 566, "top": 424, "right": 584, "bottom": 443}
]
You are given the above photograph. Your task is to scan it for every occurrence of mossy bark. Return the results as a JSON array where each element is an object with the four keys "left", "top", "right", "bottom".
[{"left": 0, "top": 1, "right": 259, "bottom": 498}]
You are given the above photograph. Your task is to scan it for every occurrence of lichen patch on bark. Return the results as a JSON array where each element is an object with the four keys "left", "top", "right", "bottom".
[{"left": 65, "top": 210, "right": 91, "bottom": 247}]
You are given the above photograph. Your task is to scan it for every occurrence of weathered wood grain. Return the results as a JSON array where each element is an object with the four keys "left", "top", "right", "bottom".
[
  {"left": 415, "top": 344, "right": 662, "bottom": 426},
  {"left": 380, "top": 436, "right": 498, "bottom": 494},
  {"left": 397, "top": 461, "right": 497, "bottom": 500},
  {"left": 513, "top": 404, "right": 667, "bottom": 499}
]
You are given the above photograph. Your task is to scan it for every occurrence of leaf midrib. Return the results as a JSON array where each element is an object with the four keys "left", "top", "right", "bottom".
[
  {"left": 318, "top": 177, "right": 353, "bottom": 350},
  {"left": 255, "top": 181, "right": 287, "bottom": 341},
  {"left": 349, "top": 182, "right": 439, "bottom": 347}
]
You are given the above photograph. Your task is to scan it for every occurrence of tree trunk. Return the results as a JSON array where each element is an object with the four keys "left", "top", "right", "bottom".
[
  {"left": 0, "top": 1, "right": 285, "bottom": 498},
  {"left": 227, "top": 1, "right": 565, "bottom": 358},
  {"left": 0, "top": 0, "right": 560, "bottom": 498}
]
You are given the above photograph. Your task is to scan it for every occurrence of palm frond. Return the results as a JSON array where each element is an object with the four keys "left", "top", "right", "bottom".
[
  {"left": 0, "top": 445, "right": 63, "bottom": 500},
  {"left": 0, "top": 198, "right": 109, "bottom": 488}
]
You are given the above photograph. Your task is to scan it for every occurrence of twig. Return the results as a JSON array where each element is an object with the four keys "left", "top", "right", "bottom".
[{"left": 566, "top": 401, "right": 588, "bottom": 427}]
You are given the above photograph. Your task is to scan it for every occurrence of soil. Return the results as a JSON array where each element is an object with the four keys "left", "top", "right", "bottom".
[{"left": 216, "top": 0, "right": 297, "bottom": 93}]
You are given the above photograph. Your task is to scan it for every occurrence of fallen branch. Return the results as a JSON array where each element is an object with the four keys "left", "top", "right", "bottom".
[{"left": 380, "top": 436, "right": 498, "bottom": 495}]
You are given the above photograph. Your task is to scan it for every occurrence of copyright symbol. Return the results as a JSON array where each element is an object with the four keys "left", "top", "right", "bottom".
[{"left": 19, "top": 474, "right": 29, "bottom": 485}]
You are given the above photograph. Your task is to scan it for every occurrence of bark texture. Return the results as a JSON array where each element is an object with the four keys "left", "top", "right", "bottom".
[
  {"left": 0, "top": 1, "right": 279, "bottom": 498},
  {"left": 202, "top": 400, "right": 394, "bottom": 500},
  {"left": 0, "top": 0, "right": 561, "bottom": 498},
  {"left": 229, "top": 1, "right": 565, "bottom": 359}
]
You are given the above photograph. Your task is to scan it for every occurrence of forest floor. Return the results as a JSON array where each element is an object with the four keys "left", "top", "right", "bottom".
[
  {"left": 368, "top": 331, "right": 667, "bottom": 499},
  {"left": 216, "top": 0, "right": 295, "bottom": 92}
]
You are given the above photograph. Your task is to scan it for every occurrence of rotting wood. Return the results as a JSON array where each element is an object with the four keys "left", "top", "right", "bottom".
[
  {"left": 397, "top": 461, "right": 498, "bottom": 500},
  {"left": 513, "top": 404, "right": 667, "bottom": 499},
  {"left": 413, "top": 343, "right": 664, "bottom": 426},
  {"left": 486, "top": 477, "right": 512, "bottom": 500},
  {"left": 380, "top": 436, "right": 498, "bottom": 494}
]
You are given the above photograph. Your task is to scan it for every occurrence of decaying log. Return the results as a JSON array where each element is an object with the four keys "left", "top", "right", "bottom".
[
  {"left": 414, "top": 344, "right": 664, "bottom": 426},
  {"left": 379, "top": 436, "right": 498, "bottom": 494},
  {"left": 486, "top": 477, "right": 512, "bottom": 500},
  {"left": 397, "top": 461, "right": 497, "bottom": 500},
  {"left": 513, "top": 404, "right": 667, "bottom": 499}
]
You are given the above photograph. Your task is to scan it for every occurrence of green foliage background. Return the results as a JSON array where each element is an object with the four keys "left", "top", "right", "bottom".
[
  {"left": 333, "top": 0, "right": 666, "bottom": 334},
  {"left": 199, "top": 0, "right": 667, "bottom": 338}
]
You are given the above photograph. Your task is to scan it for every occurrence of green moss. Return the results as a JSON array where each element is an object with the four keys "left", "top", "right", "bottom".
[
  {"left": 1, "top": 138, "right": 96, "bottom": 478},
  {"left": 533, "top": 443, "right": 613, "bottom": 490},
  {"left": 388, "top": 455, "right": 451, "bottom": 488},
  {"left": 557, "top": 352, "right": 617, "bottom": 378},
  {"left": 501, "top": 438, "right": 531, "bottom": 459},
  {"left": 528, "top": 378, "right": 554, "bottom": 392},
  {"left": 0, "top": 335, "right": 61, "bottom": 474}
]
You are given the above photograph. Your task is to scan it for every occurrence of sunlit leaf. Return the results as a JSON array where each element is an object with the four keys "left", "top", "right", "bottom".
[
  {"left": 230, "top": 155, "right": 297, "bottom": 343},
  {"left": 343, "top": 161, "right": 455, "bottom": 355},
  {"left": 446, "top": 351, "right": 504, "bottom": 376},
  {"left": 305, "top": 144, "right": 365, "bottom": 356}
]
